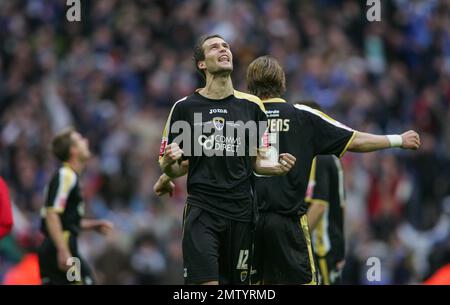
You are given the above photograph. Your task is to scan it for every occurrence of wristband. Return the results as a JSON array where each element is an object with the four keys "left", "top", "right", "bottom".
[{"left": 387, "top": 135, "right": 402, "bottom": 147}]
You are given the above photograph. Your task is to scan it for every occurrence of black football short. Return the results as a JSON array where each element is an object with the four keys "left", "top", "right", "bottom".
[
  {"left": 252, "top": 212, "right": 318, "bottom": 284},
  {"left": 38, "top": 232, "right": 95, "bottom": 285},
  {"left": 182, "top": 204, "right": 253, "bottom": 284}
]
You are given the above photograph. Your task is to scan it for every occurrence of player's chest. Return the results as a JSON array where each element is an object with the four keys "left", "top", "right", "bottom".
[
  {"left": 184, "top": 103, "right": 253, "bottom": 127},
  {"left": 67, "top": 184, "right": 85, "bottom": 216}
]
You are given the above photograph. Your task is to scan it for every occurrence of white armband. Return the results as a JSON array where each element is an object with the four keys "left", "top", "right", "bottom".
[{"left": 387, "top": 135, "right": 403, "bottom": 148}]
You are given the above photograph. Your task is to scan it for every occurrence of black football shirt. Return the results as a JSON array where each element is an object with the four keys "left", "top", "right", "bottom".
[
  {"left": 160, "top": 90, "right": 267, "bottom": 221},
  {"left": 307, "top": 155, "right": 346, "bottom": 261},
  {"left": 40, "top": 164, "right": 84, "bottom": 237},
  {"left": 255, "top": 98, "right": 355, "bottom": 216}
]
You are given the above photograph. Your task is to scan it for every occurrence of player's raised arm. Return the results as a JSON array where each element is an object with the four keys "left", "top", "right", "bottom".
[
  {"left": 348, "top": 130, "right": 421, "bottom": 152},
  {"left": 295, "top": 103, "right": 421, "bottom": 158}
]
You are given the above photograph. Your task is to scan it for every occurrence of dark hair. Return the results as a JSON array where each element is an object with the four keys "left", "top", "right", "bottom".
[
  {"left": 193, "top": 34, "right": 225, "bottom": 80},
  {"left": 52, "top": 127, "right": 75, "bottom": 162},
  {"left": 296, "top": 100, "right": 322, "bottom": 111},
  {"left": 246, "top": 56, "right": 286, "bottom": 100}
]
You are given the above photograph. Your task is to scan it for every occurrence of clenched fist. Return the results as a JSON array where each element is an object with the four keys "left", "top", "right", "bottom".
[
  {"left": 277, "top": 153, "right": 296, "bottom": 175},
  {"left": 153, "top": 174, "right": 175, "bottom": 197},
  {"left": 401, "top": 130, "right": 421, "bottom": 150},
  {"left": 162, "top": 143, "right": 184, "bottom": 167}
]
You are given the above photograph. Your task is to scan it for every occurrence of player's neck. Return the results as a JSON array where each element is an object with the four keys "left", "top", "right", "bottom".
[
  {"left": 65, "top": 158, "right": 84, "bottom": 174},
  {"left": 199, "top": 73, "right": 234, "bottom": 100}
]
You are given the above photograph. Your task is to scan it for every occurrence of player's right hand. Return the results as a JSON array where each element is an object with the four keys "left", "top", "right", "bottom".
[
  {"left": 163, "top": 143, "right": 184, "bottom": 165},
  {"left": 96, "top": 220, "right": 114, "bottom": 235},
  {"left": 57, "top": 248, "right": 72, "bottom": 271},
  {"left": 401, "top": 130, "right": 421, "bottom": 150}
]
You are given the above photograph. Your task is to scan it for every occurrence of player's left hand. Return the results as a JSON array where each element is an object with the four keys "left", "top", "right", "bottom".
[
  {"left": 277, "top": 153, "right": 296, "bottom": 175},
  {"left": 95, "top": 220, "right": 114, "bottom": 235},
  {"left": 153, "top": 175, "right": 175, "bottom": 197},
  {"left": 401, "top": 130, "right": 421, "bottom": 150}
]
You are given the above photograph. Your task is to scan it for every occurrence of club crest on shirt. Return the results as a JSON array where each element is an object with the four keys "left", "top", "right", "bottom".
[{"left": 213, "top": 117, "right": 225, "bottom": 131}]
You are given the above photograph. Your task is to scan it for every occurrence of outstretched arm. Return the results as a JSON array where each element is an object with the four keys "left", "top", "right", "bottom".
[{"left": 348, "top": 130, "right": 420, "bottom": 153}]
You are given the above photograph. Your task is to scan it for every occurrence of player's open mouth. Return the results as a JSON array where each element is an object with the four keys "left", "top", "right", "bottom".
[{"left": 218, "top": 55, "right": 230, "bottom": 62}]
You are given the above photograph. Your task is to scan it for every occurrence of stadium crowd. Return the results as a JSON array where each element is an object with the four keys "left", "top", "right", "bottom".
[{"left": 1, "top": 0, "right": 449, "bottom": 284}]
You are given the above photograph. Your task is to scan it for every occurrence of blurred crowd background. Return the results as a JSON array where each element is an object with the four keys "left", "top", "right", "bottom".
[{"left": 1, "top": 0, "right": 450, "bottom": 284}]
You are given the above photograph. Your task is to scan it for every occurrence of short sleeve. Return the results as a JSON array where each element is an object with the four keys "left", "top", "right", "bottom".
[
  {"left": 159, "top": 97, "right": 186, "bottom": 159},
  {"left": 256, "top": 104, "right": 268, "bottom": 149},
  {"left": 294, "top": 105, "right": 355, "bottom": 158},
  {"left": 46, "top": 167, "right": 77, "bottom": 213}
]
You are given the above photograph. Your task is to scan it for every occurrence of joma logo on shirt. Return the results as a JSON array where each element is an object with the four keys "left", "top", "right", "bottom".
[
  {"left": 167, "top": 113, "right": 271, "bottom": 157},
  {"left": 209, "top": 109, "right": 228, "bottom": 114}
]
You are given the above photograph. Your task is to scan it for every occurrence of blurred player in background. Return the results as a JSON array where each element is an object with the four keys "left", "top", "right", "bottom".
[
  {"left": 246, "top": 56, "right": 421, "bottom": 284},
  {"left": 38, "top": 128, "right": 113, "bottom": 285},
  {"left": 301, "top": 101, "right": 347, "bottom": 285},
  {"left": 157, "top": 34, "right": 295, "bottom": 285}
]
